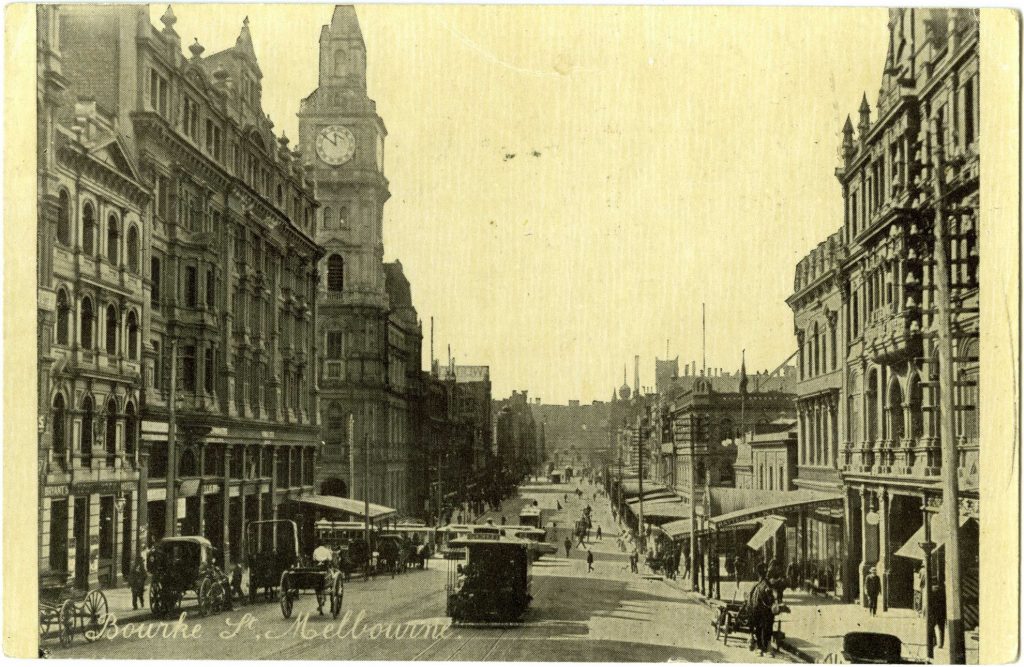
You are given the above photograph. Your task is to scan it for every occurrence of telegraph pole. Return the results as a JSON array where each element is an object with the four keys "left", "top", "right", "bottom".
[
  {"left": 363, "top": 429, "right": 371, "bottom": 575},
  {"left": 164, "top": 339, "right": 178, "bottom": 538},
  {"left": 931, "top": 122, "right": 965, "bottom": 663}
]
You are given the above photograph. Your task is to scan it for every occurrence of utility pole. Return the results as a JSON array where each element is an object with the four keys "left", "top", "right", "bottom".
[
  {"left": 348, "top": 414, "right": 355, "bottom": 498},
  {"left": 637, "top": 418, "right": 644, "bottom": 550},
  {"left": 363, "top": 429, "right": 371, "bottom": 574},
  {"left": 164, "top": 338, "right": 178, "bottom": 538},
  {"left": 931, "top": 122, "right": 965, "bottom": 664}
]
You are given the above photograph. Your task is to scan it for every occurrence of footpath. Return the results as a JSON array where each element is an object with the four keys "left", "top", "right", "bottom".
[{"left": 536, "top": 478, "right": 981, "bottom": 664}]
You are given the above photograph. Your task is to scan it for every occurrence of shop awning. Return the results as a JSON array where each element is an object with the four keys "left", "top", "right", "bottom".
[
  {"left": 661, "top": 518, "right": 693, "bottom": 539},
  {"left": 621, "top": 480, "right": 667, "bottom": 497},
  {"left": 708, "top": 491, "right": 843, "bottom": 528},
  {"left": 642, "top": 504, "right": 691, "bottom": 520},
  {"left": 894, "top": 514, "right": 973, "bottom": 560},
  {"left": 625, "top": 491, "right": 677, "bottom": 508},
  {"left": 746, "top": 516, "right": 786, "bottom": 550},
  {"left": 298, "top": 494, "right": 397, "bottom": 521}
]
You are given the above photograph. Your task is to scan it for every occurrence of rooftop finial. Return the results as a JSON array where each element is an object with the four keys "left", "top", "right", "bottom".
[
  {"left": 189, "top": 38, "right": 205, "bottom": 59},
  {"left": 160, "top": 5, "right": 177, "bottom": 30}
]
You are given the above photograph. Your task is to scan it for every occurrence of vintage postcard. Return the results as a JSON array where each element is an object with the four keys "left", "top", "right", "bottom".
[{"left": 4, "top": 3, "right": 1020, "bottom": 662}]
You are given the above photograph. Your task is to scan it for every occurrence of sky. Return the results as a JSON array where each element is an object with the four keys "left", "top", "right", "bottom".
[{"left": 152, "top": 4, "right": 890, "bottom": 405}]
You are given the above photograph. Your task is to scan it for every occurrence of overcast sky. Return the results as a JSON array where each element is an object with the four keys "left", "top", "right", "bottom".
[{"left": 153, "top": 4, "right": 890, "bottom": 404}]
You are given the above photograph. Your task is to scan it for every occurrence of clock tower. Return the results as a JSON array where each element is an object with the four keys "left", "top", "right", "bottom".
[
  {"left": 299, "top": 5, "right": 392, "bottom": 503},
  {"left": 299, "top": 4, "right": 389, "bottom": 306}
]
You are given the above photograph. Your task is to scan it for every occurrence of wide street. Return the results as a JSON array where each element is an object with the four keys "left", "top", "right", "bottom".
[{"left": 55, "top": 479, "right": 792, "bottom": 662}]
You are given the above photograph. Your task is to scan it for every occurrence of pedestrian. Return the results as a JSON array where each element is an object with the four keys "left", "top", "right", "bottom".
[
  {"left": 556, "top": 501, "right": 562, "bottom": 511},
  {"left": 682, "top": 553, "right": 691, "bottom": 580},
  {"left": 864, "top": 566, "right": 881, "bottom": 616},
  {"left": 596, "top": 525, "right": 602, "bottom": 541},
  {"left": 747, "top": 564, "right": 777, "bottom": 657},
  {"left": 732, "top": 554, "right": 742, "bottom": 586},
  {"left": 577, "top": 531, "right": 587, "bottom": 548},
  {"left": 230, "top": 561, "right": 245, "bottom": 603},
  {"left": 586, "top": 549, "right": 595, "bottom": 572},
  {"left": 129, "top": 555, "right": 147, "bottom": 610},
  {"left": 501, "top": 515, "right": 506, "bottom": 525},
  {"left": 929, "top": 584, "right": 946, "bottom": 648},
  {"left": 787, "top": 561, "right": 798, "bottom": 590},
  {"left": 630, "top": 549, "right": 639, "bottom": 574},
  {"left": 564, "top": 537, "right": 572, "bottom": 558},
  {"left": 768, "top": 559, "right": 786, "bottom": 604}
]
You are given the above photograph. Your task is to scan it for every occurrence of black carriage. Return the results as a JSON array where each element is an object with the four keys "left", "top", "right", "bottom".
[
  {"left": 374, "top": 535, "right": 409, "bottom": 576},
  {"left": 38, "top": 572, "right": 108, "bottom": 648},
  {"left": 445, "top": 534, "right": 532, "bottom": 623},
  {"left": 279, "top": 545, "right": 345, "bottom": 619},
  {"left": 245, "top": 519, "right": 301, "bottom": 603},
  {"left": 147, "top": 536, "right": 229, "bottom": 618}
]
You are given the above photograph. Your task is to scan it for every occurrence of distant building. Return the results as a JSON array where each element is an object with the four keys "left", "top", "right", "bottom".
[
  {"left": 531, "top": 399, "right": 612, "bottom": 471},
  {"left": 493, "top": 391, "right": 538, "bottom": 477}
]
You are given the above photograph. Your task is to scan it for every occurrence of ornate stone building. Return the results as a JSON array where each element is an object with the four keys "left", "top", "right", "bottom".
[
  {"left": 56, "top": 4, "right": 323, "bottom": 568},
  {"left": 37, "top": 5, "right": 149, "bottom": 588},
  {"left": 300, "top": 7, "right": 422, "bottom": 513},
  {"left": 830, "top": 8, "right": 979, "bottom": 622}
]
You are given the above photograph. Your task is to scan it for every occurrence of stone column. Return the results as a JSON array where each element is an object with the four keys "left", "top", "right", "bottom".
[
  {"left": 271, "top": 448, "right": 279, "bottom": 549},
  {"left": 879, "top": 487, "right": 890, "bottom": 612},
  {"left": 222, "top": 445, "right": 231, "bottom": 570},
  {"left": 858, "top": 486, "right": 870, "bottom": 606},
  {"left": 197, "top": 446, "right": 206, "bottom": 535}
]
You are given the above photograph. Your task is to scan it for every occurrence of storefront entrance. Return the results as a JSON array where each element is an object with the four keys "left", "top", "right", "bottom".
[{"left": 74, "top": 497, "right": 89, "bottom": 589}]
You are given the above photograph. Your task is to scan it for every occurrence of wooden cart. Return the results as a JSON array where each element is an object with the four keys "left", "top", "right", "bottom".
[{"left": 38, "top": 573, "right": 108, "bottom": 648}]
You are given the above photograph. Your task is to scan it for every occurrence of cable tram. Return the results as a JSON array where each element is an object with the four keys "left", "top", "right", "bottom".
[
  {"left": 517, "top": 506, "right": 542, "bottom": 528},
  {"left": 445, "top": 534, "right": 532, "bottom": 623},
  {"left": 502, "top": 526, "right": 558, "bottom": 560}
]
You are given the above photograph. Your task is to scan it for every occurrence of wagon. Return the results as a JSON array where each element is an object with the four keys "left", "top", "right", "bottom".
[
  {"left": 279, "top": 546, "right": 344, "bottom": 619},
  {"left": 246, "top": 520, "right": 301, "bottom": 603},
  {"left": 711, "top": 599, "right": 783, "bottom": 650},
  {"left": 147, "top": 536, "right": 228, "bottom": 618},
  {"left": 38, "top": 572, "right": 108, "bottom": 648}
]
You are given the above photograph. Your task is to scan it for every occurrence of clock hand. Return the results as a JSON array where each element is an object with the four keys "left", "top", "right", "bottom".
[{"left": 325, "top": 133, "right": 338, "bottom": 147}]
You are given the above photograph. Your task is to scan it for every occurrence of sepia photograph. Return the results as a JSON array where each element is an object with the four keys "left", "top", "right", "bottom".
[{"left": 8, "top": 2, "right": 1020, "bottom": 663}]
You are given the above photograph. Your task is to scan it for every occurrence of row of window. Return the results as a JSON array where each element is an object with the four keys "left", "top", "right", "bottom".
[
  {"left": 800, "top": 319, "right": 838, "bottom": 380},
  {"left": 55, "top": 192, "right": 141, "bottom": 271},
  {"left": 55, "top": 289, "right": 140, "bottom": 359},
  {"left": 149, "top": 68, "right": 313, "bottom": 230},
  {"left": 50, "top": 393, "right": 137, "bottom": 466}
]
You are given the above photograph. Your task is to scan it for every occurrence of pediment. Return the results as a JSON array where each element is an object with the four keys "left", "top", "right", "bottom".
[{"left": 90, "top": 134, "right": 143, "bottom": 184}]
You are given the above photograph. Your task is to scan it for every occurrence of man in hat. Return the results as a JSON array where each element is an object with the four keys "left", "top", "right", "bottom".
[{"left": 865, "top": 566, "right": 881, "bottom": 616}]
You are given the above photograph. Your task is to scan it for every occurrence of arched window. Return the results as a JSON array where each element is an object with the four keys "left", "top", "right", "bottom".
[
  {"left": 106, "top": 215, "right": 119, "bottom": 265},
  {"left": 52, "top": 394, "right": 67, "bottom": 457},
  {"left": 322, "top": 207, "right": 333, "bottom": 229},
  {"left": 889, "top": 380, "right": 905, "bottom": 442},
  {"left": 56, "top": 289, "right": 70, "bottom": 345},
  {"left": 80, "top": 396, "right": 94, "bottom": 467},
  {"left": 333, "top": 49, "right": 347, "bottom": 76},
  {"left": 105, "top": 304, "right": 118, "bottom": 354},
  {"left": 80, "top": 297, "right": 94, "bottom": 349},
  {"left": 126, "top": 226, "right": 139, "bottom": 273},
  {"left": 908, "top": 373, "right": 923, "bottom": 439},
  {"left": 865, "top": 369, "right": 879, "bottom": 443},
  {"left": 57, "top": 190, "right": 71, "bottom": 245},
  {"left": 812, "top": 322, "right": 820, "bottom": 376},
  {"left": 327, "top": 254, "right": 344, "bottom": 292},
  {"left": 339, "top": 205, "right": 349, "bottom": 226},
  {"left": 124, "top": 402, "right": 136, "bottom": 456},
  {"left": 82, "top": 202, "right": 96, "bottom": 255},
  {"left": 105, "top": 399, "right": 117, "bottom": 459},
  {"left": 126, "top": 311, "right": 139, "bottom": 360}
]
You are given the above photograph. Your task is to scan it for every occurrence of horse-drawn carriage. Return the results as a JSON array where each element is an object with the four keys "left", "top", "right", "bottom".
[
  {"left": 278, "top": 545, "right": 344, "bottom": 620},
  {"left": 147, "top": 536, "right": 229, "bottom": 618},
  {"left": 246, "top": 519, "right": 301, "bottom": 602},
  {"left": 38, "top": 572, "right": 108, "bottom": 648}
]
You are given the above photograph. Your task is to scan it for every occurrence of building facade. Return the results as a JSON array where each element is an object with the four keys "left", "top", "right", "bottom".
[
  {"left": 824, "top": 8, "right": 979, "bottom": 621},
  {"left": 55, "top": 4, "right": 324, "bottom": 570},
  {"left": 38, "top": 5, "right": 149, "bottom": 587},
  {"left": 299, "top": 7, "right": 422, "bottom": 514}
]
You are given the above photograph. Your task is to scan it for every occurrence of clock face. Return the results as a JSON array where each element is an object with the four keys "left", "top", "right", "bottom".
[{"left": 315, "top": 125, "right": 356, "bottom": 166}]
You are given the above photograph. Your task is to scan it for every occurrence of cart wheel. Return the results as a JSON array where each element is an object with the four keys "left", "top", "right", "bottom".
[
  {"left": 198, "top": 579, "right": 214, "bottom": 618},
  {"left": 58, "top": 600, "right": 75, "bottom": 647},
  {"left": 330, "top": 576, "right": 344, "bottom": 618},
  {"left": 81, "top": 590, "right": 108, "bottom": 641},
  {"left": 279, "top": 574, "right": 293, "bottom": 619},
  {"left": 149, "top": 582, "right": 163, "bottom": 617},
  {"left": 211, "top": 580, "right": 226, "bottom": 615}
]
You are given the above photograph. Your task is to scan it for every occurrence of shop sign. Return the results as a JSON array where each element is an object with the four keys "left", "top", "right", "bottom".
[{"left": 45, "top": 485, "right": 70, "bottom": 498}]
